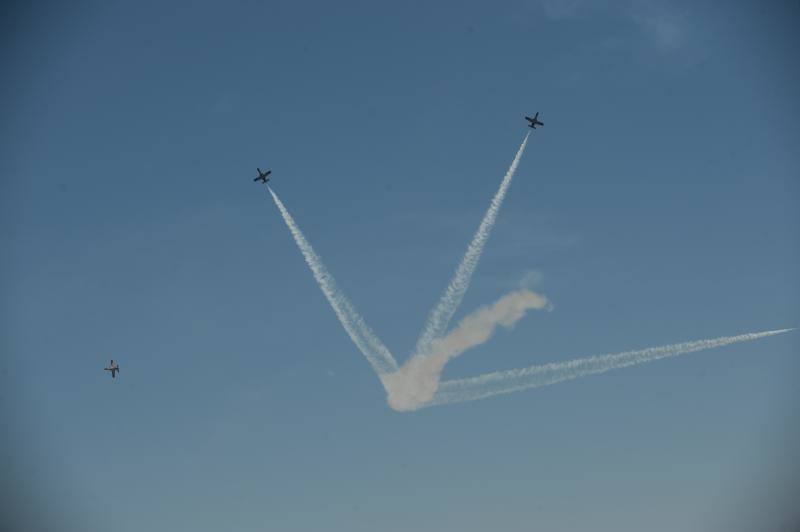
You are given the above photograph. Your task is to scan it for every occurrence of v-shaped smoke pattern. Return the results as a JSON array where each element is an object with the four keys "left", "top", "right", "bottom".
[{"left": 266, "top": 135, "right": 793, "bottom": 411}]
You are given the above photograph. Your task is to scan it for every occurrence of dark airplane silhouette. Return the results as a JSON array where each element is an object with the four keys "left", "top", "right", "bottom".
[
  {"left": 253, "top": 168, "right": 272, "bottom": 184},
  {"left": 525, "top": 112, "right": 544, "bottom": 129},
  {"left": 104, "top": 359, "right": 119, "bottom": 379}
]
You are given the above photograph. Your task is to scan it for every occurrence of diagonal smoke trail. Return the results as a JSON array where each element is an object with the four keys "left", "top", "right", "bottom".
[
  {"left": 426, "top": 329, "right": 794, "bottom": 408},
  {"left": 268, "top": 187, "right": 399, "bottom": 375},
  {"left": 414, "top": 132, "right": 531, "bottom": 356}
]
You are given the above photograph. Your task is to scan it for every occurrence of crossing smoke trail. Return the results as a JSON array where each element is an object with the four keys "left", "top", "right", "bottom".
[
  {"left": 414, "top": 132, "right": 531, "bottom": 357},
  {"left": 424, "top": 329, "right": 794, "bottom": 408},
  {"left": 268, "top": 187, "right": 399, "bottom": 375}
]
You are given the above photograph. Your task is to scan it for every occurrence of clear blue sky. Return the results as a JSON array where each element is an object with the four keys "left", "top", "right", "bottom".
[{"left": 2, "top": 1, "right": 798, "bottom": 531}]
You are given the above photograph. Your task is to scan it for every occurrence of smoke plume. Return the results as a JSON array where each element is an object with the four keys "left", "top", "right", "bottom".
[{"left": 383, "top": 289, "right": 550, "bottom": 411}]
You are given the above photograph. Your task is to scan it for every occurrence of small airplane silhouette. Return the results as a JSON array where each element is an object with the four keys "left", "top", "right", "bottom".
[
  {"left": 253, "top": 168, "right": 272, "bottom": 184},
  {"left": 524, "top": 112, "right": 544, "bottom": 129},
  {"left": 104, "top": 359, "right": 119, "bottom": 379}
]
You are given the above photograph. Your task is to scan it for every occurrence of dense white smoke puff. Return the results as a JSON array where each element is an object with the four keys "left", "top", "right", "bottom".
[{"left": 383, "top": 289, "right": 550, "bottom": 411}]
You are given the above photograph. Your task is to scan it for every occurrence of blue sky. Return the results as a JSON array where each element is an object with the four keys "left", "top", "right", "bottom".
[{"left": 2, "top": 1, "right": 798, "bottom": 530}]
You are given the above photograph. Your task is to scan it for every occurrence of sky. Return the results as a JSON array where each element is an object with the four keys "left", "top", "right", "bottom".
[{"left": 1, "top": 0, "right": 799, "bottom": 530}]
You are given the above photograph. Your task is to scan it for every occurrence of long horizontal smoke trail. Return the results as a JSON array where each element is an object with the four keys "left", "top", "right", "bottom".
[
  {"left": 268, "top": 187, "right": 398, "bottom": 375},
  {"left": 415, "top": 132, "right": 531, "bottom": 356},
  {"left": 427, "top": 328, "right": 794, "bottom": 407}
]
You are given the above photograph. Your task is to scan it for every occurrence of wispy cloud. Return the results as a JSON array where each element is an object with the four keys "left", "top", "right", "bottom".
[
  {"left": 537, "top": 0, "right": 596, "bottom": 20},
  {"left": 630, "top": 7, "right": 686, "bottom": 52},
  {"left": 211, "top": 90, "right": 238, "bottom": 114},
  {"left": 534, "top": 0, "right": 688, "bottom": 53}
]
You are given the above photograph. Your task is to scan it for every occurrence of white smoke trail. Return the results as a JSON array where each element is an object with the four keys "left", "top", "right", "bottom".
[
  {"left": 264, "top": 144, "right": 792, "bottom": 414},
  {"left": 383, "top": 289, "right": 550, "bottom": 411},
  {"left": 426, "top": 328, "right": 794, "bottom": 407},
  {"left": 414, "top": 132, "right": 531, "bottom": 356},
  {"left": 268, "top": 187, "right": 399, "bottom": 375}
]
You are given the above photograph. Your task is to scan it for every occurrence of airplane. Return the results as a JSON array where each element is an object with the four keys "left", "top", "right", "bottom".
[
  {"left": 525, "top": 112, "right": 544, "bottom": 129},
  {"left": 104, "top": 359, "right": 119, "bottom": 379},
  {"left": 253, "top": 168, "right": 272, "bottom": 184}
]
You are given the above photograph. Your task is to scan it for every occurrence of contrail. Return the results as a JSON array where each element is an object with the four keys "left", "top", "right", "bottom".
[
  {"left": 264, "top": 140, "right": 791, "bottom": 414},
  {"left": 414, "top": 132, "right": 531, "bottom": 356},
  {"left": 268, "top": 187, "right": 399, "bottom": 375},
  {"left": 425, "top": 328, "right": 794, "bottom": 407}
]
